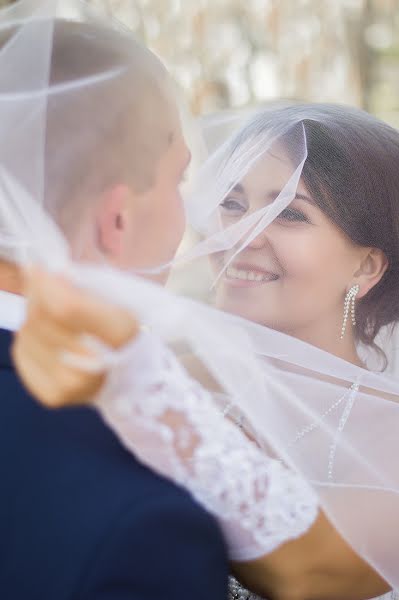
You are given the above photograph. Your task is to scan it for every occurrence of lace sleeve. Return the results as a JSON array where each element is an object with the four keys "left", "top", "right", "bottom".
[{"left": 95, "top": 332, "right": 319, "bottom": 562}]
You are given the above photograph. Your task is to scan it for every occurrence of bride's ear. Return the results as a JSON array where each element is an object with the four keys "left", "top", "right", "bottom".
[
  {"left": 96, "top": 184, "right": 134, "bottom": 259},
  {"left": 354, "top": 248, "right": 388, "bottom": 299}
]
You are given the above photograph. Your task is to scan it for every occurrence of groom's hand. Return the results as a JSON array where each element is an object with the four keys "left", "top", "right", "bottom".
[{"left": 12, "top": 267, "right": 139, "bottom": 408}]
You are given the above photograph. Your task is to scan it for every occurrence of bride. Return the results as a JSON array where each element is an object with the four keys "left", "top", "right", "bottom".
[{"left": 14, "top": 103, "right": 399, "bottom": 598}]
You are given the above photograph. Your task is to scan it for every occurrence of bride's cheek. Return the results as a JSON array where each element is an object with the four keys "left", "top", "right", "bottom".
[{"left": 286, "top": 231, "right": 327, "bottom": 278}]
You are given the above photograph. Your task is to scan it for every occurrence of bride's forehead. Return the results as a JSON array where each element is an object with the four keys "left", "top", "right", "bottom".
[{"left": 238, "top": 150, "right": 296, "bottom": 194}]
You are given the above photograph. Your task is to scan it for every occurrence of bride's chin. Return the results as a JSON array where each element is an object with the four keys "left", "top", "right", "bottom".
[
  {"left": 218, "top": 297, "right": 265, "bottom": 324},
  {"left": 216, "top": 296, "right": 286, "bottom": 331}
]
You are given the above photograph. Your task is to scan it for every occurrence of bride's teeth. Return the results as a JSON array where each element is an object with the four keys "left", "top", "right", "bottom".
[{"left": 226, "top": 266, "right": 276, "bottom": 282}]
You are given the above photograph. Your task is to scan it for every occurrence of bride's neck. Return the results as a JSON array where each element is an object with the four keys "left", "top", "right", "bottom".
[
  {"left": 287, "top": 320, "right": 363, "bottom": 367},
  {"left": 0, "top": 260, "right": 23, "bottom": 295}
]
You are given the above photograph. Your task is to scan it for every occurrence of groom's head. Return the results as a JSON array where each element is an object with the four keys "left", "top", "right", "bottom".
[{"left": 1, "top": 20, "right": 190, "bottom": 282}]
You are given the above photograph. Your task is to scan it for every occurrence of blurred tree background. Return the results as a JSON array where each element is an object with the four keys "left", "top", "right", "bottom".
[{"left": 3, "top": 0, "right": 399, "bottom": 124}]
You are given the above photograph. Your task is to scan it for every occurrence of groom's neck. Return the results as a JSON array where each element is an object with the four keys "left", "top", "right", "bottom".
[{"left": 0, "top": 260, "right": 22, "bottom": 295}]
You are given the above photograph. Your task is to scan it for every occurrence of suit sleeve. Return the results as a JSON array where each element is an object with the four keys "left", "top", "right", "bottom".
[{"left": 73, "top": 490, "right": 228, "bottom": 600}]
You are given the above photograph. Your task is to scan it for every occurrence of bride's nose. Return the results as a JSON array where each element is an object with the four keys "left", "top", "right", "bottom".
[{"left": 246, "top": 228, "right": 269, "bottom": 249}]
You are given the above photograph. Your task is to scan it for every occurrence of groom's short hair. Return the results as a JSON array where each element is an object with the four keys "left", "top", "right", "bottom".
[
  {"left": 45, "top": 20, "right": 176, "bottom": 228},
  {"left": 0, "top": 19, "right": 176, "bottom": 238}
]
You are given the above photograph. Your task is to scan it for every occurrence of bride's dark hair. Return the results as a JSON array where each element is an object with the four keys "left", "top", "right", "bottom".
[{"left": 299, "top": 105, "right": 399, "bottom": 350}]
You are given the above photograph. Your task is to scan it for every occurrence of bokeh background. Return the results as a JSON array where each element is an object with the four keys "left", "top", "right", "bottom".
[{"left": 3, "top": 0, "right": 399, "bottom": 125}]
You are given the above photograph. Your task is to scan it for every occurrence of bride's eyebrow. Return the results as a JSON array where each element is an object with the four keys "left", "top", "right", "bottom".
[
  {"left": 227, "top": 183, "right": 245, "bottom": 194},
  {"left": 295, "top": 192, "right": 315, "bottom": 204},
  {"left": 268, "top": 151, "right": 290, "bottom": 164},
  {"left": 266, "top": 189, "right": 314, "bottom": 204}
]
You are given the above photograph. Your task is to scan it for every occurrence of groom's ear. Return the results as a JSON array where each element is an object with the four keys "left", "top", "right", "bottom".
[{"left": 96, "top": 184, "right": 135, "bottom": 260}]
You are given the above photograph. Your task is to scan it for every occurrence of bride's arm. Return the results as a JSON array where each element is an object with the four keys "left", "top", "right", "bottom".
[
  {"left": 94, "top": 330, "right": 319, "bottom": 561},
  {"left": 234, "top": 511, "right": 389, "bottom": 600},
  {"left": 94, "top": 333, "right": 389, "bottom": 600},
  {"left": 13, "top": 269, "right": 389, "bottom": 600}
]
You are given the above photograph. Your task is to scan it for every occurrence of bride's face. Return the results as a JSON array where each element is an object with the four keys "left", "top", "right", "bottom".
[{"left": 212, "top": 149, "right": 366, "bottom": 339}]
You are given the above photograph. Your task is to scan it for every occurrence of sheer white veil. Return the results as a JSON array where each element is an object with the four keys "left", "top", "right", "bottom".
[
  {"left": 1, "top": 0, "right": 399, "bottom": 589},
  {"left": 180, "top": 104, "right": 399, "bottom": 587}
]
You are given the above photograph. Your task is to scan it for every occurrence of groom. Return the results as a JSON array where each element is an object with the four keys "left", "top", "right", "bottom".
[{"left": 0, "top": 18, "right": 227, "bottom": 600}]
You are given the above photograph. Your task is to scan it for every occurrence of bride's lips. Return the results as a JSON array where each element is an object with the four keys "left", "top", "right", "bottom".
[{"left": 223, "top": 262, "right": 279, "bottom": 288}]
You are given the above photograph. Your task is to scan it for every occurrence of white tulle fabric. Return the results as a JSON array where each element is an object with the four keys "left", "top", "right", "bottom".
[
  {"left": 2, "top": 0, "right": 399, "bottom": 591},
  {"left": 95, "top": 331, "right": 318, "bottom": 561}
]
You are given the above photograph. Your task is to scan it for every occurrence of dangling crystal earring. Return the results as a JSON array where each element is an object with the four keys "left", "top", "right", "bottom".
[{"left": 340, "top": 284, "right": 359, "bottom": 340}]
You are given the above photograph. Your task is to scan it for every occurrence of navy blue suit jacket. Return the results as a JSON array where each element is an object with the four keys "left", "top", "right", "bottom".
[{"left": 0, "top": 328, "right": 228, "bottom": 600}]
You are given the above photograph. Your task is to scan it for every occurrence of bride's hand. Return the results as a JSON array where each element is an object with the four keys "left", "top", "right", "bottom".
[{"left": 12, "top": 267, "right": 139, "bottom": 408}]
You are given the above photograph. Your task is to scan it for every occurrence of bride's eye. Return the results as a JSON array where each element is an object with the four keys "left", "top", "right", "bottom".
[
  {"left": 219, "top": 198, "right": 247, "bottom": 215},
  {"left": 278, "top": 208, "right": 310, "bottom": 223}
]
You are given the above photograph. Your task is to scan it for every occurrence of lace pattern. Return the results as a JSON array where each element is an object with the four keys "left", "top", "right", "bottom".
[{"left": 95, "top": 332, "right": 318, "bottom": 561}]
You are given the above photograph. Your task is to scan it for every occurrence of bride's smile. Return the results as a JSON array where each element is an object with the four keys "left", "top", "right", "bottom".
[{"left": 209, "top": 122, "right": 388, "bottom": 362}]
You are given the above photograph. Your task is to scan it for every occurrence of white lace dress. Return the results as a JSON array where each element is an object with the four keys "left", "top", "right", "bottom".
[
  {"left": 95, "top": 331, "right": 318, "bottom": 562},
  {"left": 94, "top": 331, "right": 397, "bottom": 598}
]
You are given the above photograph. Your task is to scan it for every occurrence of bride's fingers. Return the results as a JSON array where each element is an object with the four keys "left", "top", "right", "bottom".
[{"left": 24, "top": 266, "right": 139, "bottom": 349}]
